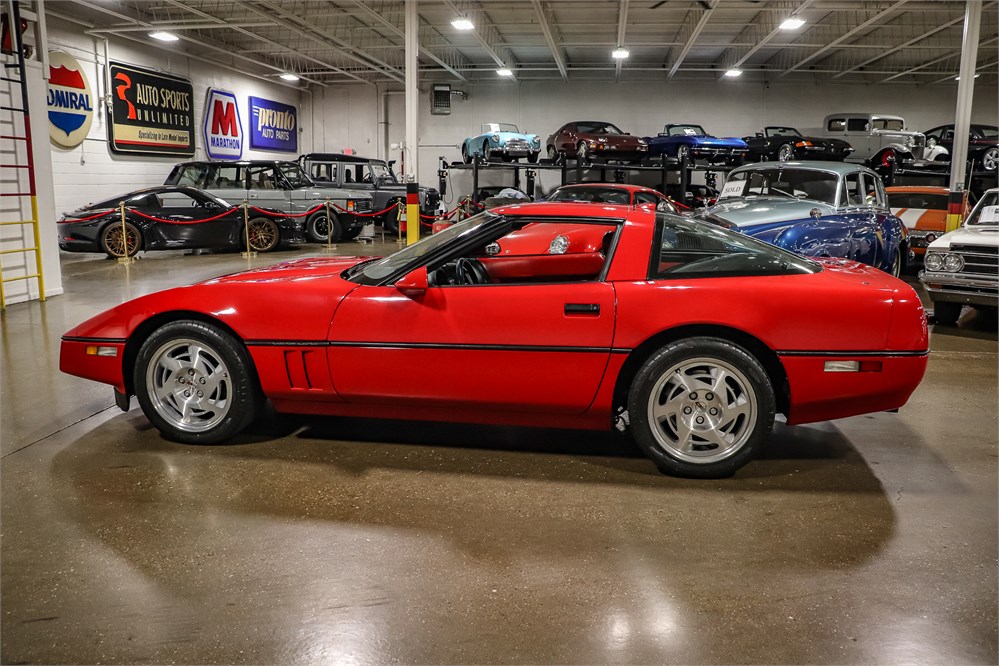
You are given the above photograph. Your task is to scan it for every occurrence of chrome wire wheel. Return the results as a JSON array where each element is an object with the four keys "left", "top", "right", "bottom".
[
  {"left": 646, "top": 357, "right": 758, "bottom": 465},
  {"left": 248, "top": 217, "right": 279, "bottom": 251},
  {"left": 145, "top": 337, "right": 233, "bottom": 434}
]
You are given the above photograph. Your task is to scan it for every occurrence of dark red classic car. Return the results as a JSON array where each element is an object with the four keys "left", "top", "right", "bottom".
[
  {"left": 545, "top": 121, "right": 648, "bottom": 164},
  {"left": 61, "top": 203, "right": 928, "bottom": 478},
  {"left": 546, "top": 183, "right": 680, "bottom": 213}
]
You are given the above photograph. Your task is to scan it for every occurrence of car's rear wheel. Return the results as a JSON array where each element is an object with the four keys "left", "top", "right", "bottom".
[
  {"left": 247, "top": 217, "right": 280, "bottom": 252},
  {"left": 982, "top": 147, "right": 998, "bottom": 172},
  {"left": 777, "top": 143, "right": 794, "bottom": 162},
  {"left": 932, "top": 301, "right": 962, "bottom": 326},
  {"left": 461, "top": 144, "right": 471, "bottom": 164},
  {"left": 307, "top": 210, "right": 342, "bottom": 243},
  {"left": 527, "top": 151, "right": 539, "bottom": 164},
  {"left": 483, "top": 141, "right": 493, "bottom": 162},
  {"left": 628, "top": 337, "right": 775, "bottom": 478},
  {"left": 100, "top": 221, "right": 142, "bottom": 258},
  {"left": 676, "top": 145, "right": 690, "bottom": 164},
  {"left": 134, "top": 320, "right": 261, "bottom": 444},
  {"left": 547, "top": 145, "right": 560, "bottom": 163},
  {"left": 888, "top": 243, "right": 903, "bottom": 278}
]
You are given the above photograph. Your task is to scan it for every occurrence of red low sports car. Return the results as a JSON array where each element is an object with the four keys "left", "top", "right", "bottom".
[{"left": 61, "top": 202, "right": 928, "bottom": 478}]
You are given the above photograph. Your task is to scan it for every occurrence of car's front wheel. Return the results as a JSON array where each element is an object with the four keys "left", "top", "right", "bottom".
[
  {"left": 932, "top": 301, "right": 962, "bottom": 326},
  {"left": 306, "top": 210, "right": 342, "bottom": 243},
  {"left": 133, "top": 320, "right": 261, "bottom": 444},
  {"left": 628, "top": 337, "right": 775, "bottom": 478},
  {"left": 676, "top": 145, "right": 691, "bottom": 164},
  {"left": 777, "top": 143, "right": 794, "bottom": 162}
]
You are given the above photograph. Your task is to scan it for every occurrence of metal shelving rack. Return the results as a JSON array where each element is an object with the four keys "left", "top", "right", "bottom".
[{"left": 1, "top": 0, "right": 45, "bottom": 309}]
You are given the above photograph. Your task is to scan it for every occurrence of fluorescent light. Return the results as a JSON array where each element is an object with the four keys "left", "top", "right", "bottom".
[
  {"left": 496, "top": 67, "right": 513, "bottom": 77},
  {"left": 148, "top": 31, "right": 179, "bottom": 42},
  {"left": 724, "top": 68, "right": 743, "bottom": 77},
  {"left": 954, "top": 73, "right": 981, "bottom": 80},
  {"left": 779, "top": 17, "right": 806, "bottom": 30},
  {"left": 451, "top": 17, "right": 474, "bottom": 30},
  {"left": 280, "top": 73, "right": 300, "bottom": 81},
  {"left": 612, "top": 47, "right": 630, "bottom": 59}
]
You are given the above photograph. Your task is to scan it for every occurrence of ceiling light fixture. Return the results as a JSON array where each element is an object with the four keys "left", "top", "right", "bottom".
[
  {"left": 724, "top": 68, "right": 743, "bottom": 77},
  {"left": 612, "top": 47, "right": 630, "bottom": 59},
  {"left": 779, "top": 16, "right": 806, "bottom": 30},
  {"left": 148, "top": 31, "right": 180, "bottom": 42},
  {"left": 451, "top": 17, "right": 474, "bottom": 30},
  {"left": 954, "top": 73, "right": 981, "bottom": 80},
  {"left": 280, "top": 73, "right": 300, "bottom": 81},
  {"left": 496, "top": 67, "right": 513, "bottom": 77}
]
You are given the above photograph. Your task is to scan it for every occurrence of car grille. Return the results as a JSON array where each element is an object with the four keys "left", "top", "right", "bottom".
[
  {"left": 951, "top": 244, "right": 999, "bottom": 277},
  {"left": 505, "top": 139, "right": 531, "bottom": 151}
]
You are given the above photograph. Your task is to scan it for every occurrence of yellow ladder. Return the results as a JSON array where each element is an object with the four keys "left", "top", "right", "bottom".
[{"left": 1, "top": 0, "right": 45, "bottom": 309}]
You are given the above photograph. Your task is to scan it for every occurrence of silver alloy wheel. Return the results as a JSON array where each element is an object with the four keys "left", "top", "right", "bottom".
[
  {"left": 777, "top": 143, "right": 794, "bottom": 161},
  {"left": 677, "top": 145, "right": 689, "bottom": 163},
  {"left": 146, "top": 337, "right": 233, "bottom": 433},
  {"left": 983, "top": 147, "right": 998, "bottom": 171},
  {"left": 890, "top": 246, "right": 902, "bottom": 278},
  {"left": 646, "top": 357, "right": 757, "bottom": 464}
]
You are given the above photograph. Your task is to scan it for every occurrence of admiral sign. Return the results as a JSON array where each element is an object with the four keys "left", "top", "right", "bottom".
[
  {"left": 203, "top": 88, "right": 242, "bottom": 160},
  {"left": 47, "top": 51, "right": 94, "bottom": 148},
  {"left": 249, "top": 96, "right": 298, "bottom": 152},
  {"left": 108, "top": 61, "right": 195, "bottom": 157}
]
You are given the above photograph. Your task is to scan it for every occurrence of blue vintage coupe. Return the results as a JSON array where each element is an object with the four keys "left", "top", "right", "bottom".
[
  {"left": 700, "top": 161, "right": 907, "bottom": 276},
  {"left": 645, "top": 124, "right": 749, "bottom": 165},
  {"left": 461, "top": 123, "right": 542, "bottom": 164}
]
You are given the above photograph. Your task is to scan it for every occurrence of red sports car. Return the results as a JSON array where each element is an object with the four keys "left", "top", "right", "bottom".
[{"left": 61, "top": 203, "right": 928, "bottom": 478}]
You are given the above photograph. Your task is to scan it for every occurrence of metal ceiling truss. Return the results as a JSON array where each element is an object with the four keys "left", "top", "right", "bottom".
[{"left": 44, "top": 0, "right": 998, "bottom": 85}]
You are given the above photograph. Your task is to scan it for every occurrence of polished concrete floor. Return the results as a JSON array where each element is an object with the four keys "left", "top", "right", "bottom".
[{"left": 2, "top": 243, "right": 996, "bottom": 664}]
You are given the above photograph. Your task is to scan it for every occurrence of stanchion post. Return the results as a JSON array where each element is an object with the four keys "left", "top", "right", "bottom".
[
  {"left": 396, "top": 203, "right": 404, "bottom": 245},
  {"left": 323, "top": 199, "right": 337, "bottom": 253},
  {"left": 116, "top": 201, "right": 135, "bottom": 265},
  {"left": 241, "top": 200, "right": 256, "bottom": 258}
]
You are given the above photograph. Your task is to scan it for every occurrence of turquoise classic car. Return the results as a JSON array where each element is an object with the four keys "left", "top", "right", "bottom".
[{"left": 461, "top": 123, "right": 541, "bottom": 164}]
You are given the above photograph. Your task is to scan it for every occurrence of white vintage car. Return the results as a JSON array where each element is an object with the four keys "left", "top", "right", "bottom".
[{"left": 920, "top": 188, "right": 999, "bottom": 324}]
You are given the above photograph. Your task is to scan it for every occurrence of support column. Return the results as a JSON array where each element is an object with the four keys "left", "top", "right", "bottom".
[
  {"left": 947, "top": 0, "right": 982, "bottom": 232},
  {"left": 405, "top": 0, "right": 420, "bottom": 244}
]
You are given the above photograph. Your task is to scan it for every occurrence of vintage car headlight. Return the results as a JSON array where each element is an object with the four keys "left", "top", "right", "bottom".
[
  {"left": 548, "top": 235, "right": 569, "bottom": 255},
  {"left": 531, "top": 136, "right": 540, "bottom": 144},
  {"left": 943, "top": 253, "right": 964, "bottom": 272},
  {"left": 924, "top": 252, "right": 945, "bottom": 271},
  {"left": 905, "top": 135, "right": 915, "bottom": 148},
  {"left": 638, "top": 138, "right": 647, "bottom": 145},
  {"left": 492, "top": 133, "right": 500, "bottom": 141}
]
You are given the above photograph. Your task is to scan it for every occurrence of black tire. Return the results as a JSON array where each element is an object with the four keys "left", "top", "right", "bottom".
[
  {"left": 306, "top": 210, "right": 342, "bottom": 243},
  {"left": 133, "top": 320, "right": 262, "bottom": 445},
  {"left": 627, "top": 337, "right": 775, "bottom": 478},
  {"left": 547, "top": 145, "right": 560, "bottom": 163},
  {"left": 247, "top": 217, "right": 280, "bottom": 252},
  {"left": 932, "top": 301, "right": 962, "bottom": 326},
  {"left": 483, "top": 141, "right": 492, "bottom": 162},
  {"left": 777, "top": 143, "right": 794, "bottom": 162},
  {"left": 100, "top": 220, "right": 142, "bottom": 258},
  {"left": 382, "top": 206, "right": 401, "bottom": 234},
  {"left": 527, "top": 151, "right": 539, "bottom": 164},
  {"left": 461, "top": 144, "right": 471, "bottom": 164},
  {"left": 888, "top": 243, "right": 903, "bottom": 278}
]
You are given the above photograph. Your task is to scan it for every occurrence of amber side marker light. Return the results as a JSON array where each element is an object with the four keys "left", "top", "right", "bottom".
[
  {"left": 85, "top": 346, "right": 118, "bottom": 357},
  {"left": 824, "top": 360, "right": 882, "bottom": 372}
]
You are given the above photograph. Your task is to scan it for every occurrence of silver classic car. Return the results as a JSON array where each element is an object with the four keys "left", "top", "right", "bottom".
[
  {"left": 701, "top": 161, "right": 908, "bottom": 275},
  {"left": 820, "top": 113, "right": 928, "bottom": 170}
]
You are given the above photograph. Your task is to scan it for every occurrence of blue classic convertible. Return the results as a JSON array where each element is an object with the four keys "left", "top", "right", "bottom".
[
  {"left": 645, "top": 124, "right": 749, "bottom": 166},
  {"left": 461, "top": 123, "right": 542, "bottom": 164},
  {"left": 700, "top": 161, "right": 907, "bottom": 276}
]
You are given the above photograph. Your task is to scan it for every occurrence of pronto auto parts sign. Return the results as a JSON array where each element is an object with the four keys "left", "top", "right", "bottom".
[
  {"left": 203, "top": 88, "right": 242, "bottom": 159},
  {"left": 249, "top": 96, "right": 297, "bottom": 152},
  {"left": 108, "top": 61, "right": 194, "bottom": 156},
  {"left": 47, "top": 51, "right": 94, "bottom": 148}
]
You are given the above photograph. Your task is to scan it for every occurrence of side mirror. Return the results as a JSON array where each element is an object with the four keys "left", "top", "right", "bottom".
[
  {"left": 395, "top": 266, "right": 428, "bottom": 296},
  {"left": 756, "top": 132, "right": 764, "bottom": 138}
]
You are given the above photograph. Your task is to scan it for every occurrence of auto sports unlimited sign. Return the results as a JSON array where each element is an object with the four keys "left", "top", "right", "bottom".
[
  {"left": 249, "top": 96, "right": 297, "bottom": 152},
  {"left": 203, "top": 88, "right": 242, "bottom": 159},
  {"left": 47, "top": 51, "right": 94, "bottom": 148},
  {"left": 108, "top": 61, "right": 194, "bottom": 156}
]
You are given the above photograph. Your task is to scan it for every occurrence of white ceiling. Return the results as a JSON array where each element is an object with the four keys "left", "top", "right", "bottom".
[{"left": 48, "top": 0, "right": 999, "bottom": 87}]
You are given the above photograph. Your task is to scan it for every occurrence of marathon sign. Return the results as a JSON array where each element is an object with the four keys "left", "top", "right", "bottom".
[
  {"left": 47, "top": 51, "right": 94, "bottom": 148},
  {"left": 203, "top": 88, "right": 242, "bottom": 160},
  {"left": 108, "top": 61, "right": 195, "bottom": 157},
  {"left": 249, "top": 96, "right": 297, "bottom": 152}
]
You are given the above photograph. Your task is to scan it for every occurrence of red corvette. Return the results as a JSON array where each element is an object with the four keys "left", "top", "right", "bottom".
[{"left": 61, "top": 203, "right": 928, "bottom": 478}]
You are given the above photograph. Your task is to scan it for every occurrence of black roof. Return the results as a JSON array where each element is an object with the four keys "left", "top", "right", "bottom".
[
  {"left": 172, "top": 159, "right": 297, "bottom": 166},
  {"left": 300, "top": 153, "right": 387, "bottom": 164}
]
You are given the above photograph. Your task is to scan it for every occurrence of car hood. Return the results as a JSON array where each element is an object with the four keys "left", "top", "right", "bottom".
[
  {"left": 495, "top": 131, "right": 538, "bottom": 141},
  {"left": 705, "top": 196, "right": 837, "bottom": 229},
  {"left": 204, "top": 256, "right": 373, "bottom": 284},
  {"left": 927, "top": 225, "right": 999, "bottom": 250}
]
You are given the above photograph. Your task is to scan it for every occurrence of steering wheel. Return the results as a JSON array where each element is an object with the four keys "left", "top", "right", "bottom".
[{"left": 455, "top": 258, "right": 489, "bottom": 285}]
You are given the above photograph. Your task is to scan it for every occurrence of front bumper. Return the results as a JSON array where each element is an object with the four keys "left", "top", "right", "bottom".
[
  {"left": 921, "top": 271, "right": 998, "bottom": 308},
  {"left": 690, "top": 147, "right": 748, "bottom": 162}
]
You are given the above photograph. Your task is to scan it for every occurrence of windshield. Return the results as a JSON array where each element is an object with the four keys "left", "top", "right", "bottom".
[
  {"left": 577, "top": 122, "right": 623, "bottom": 135},
  {"left": 975, "top": 126, "right": 999, "bottom": 139},
  {"left": 871, "top": 118, "right": 905, "bottom": 131},
  {"left": 548, "top": 186, "right": 631, "bottom": 205},
  {"left": 966, "top": 191, "right": 999, "bottom": 226},
  {"left": 723, "top": 168, "right": 839, "bottom": 205},
  {"left": 484, "top": 123, "right": 519, "bottom": 133},
  {"left": 668, "top": 125, "right": 707, "bottom": 137},
  {"left": 278, "top": 162, "right": 314, "bottom": 189},
  {"left": 766, "top": 127, "right": 801, "bottom": 137},
  {"left": 348, "top": 211, "right": 502, "bottom": 284}
]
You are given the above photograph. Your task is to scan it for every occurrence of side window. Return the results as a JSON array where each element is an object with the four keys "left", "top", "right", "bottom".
[
  {"left": 170, "top": 165, "right": 209, "bottom": 187},
  {"left": 159, "top": 191, "right": 201, "bottom": 208},
  {"left": 847, "top": 118, "right": 869, "bottom": 132},
  {"left": 925, "top": 128, "right": 942, "bottom": 141},
  {"left": 311, "top": 163, "right": 336, "bottom": 182},
  {"left": 944, "top": 128, "right": 955, "bottom": 141},
  {"left": 860, "top": 173, "right": 880, "bottom": 206},
  {"left": 635, "top": 192, "right": 658, "bottom": 206},
  {"left": 210, "top": 165, "right": 246, "bottom": 189},
  {"left": 841, "top": 173, "right": 864, "bottom": 206},
  {"left": 248, "top": 165, "right": 278, "bottom": 190},
  {"left": 827, "top": 118, "right": 846, "bottom": 132},
  {"left": 872, "top": 177, "right": 887, "bottom": 208}
]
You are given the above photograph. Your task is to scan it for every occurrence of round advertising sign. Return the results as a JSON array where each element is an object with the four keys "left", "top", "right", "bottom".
[{"left": 47, "top": 50, "right": 94, "bottom": 148}]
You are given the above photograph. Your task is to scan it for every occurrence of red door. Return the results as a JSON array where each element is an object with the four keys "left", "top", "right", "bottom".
[{"left": 328, "top": 282, "right": 616, "bottom": 414}]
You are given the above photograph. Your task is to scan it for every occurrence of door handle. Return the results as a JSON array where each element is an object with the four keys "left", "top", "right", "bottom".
[{"left": 565, "top": 303, "right": 600, "bottom": 315}]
